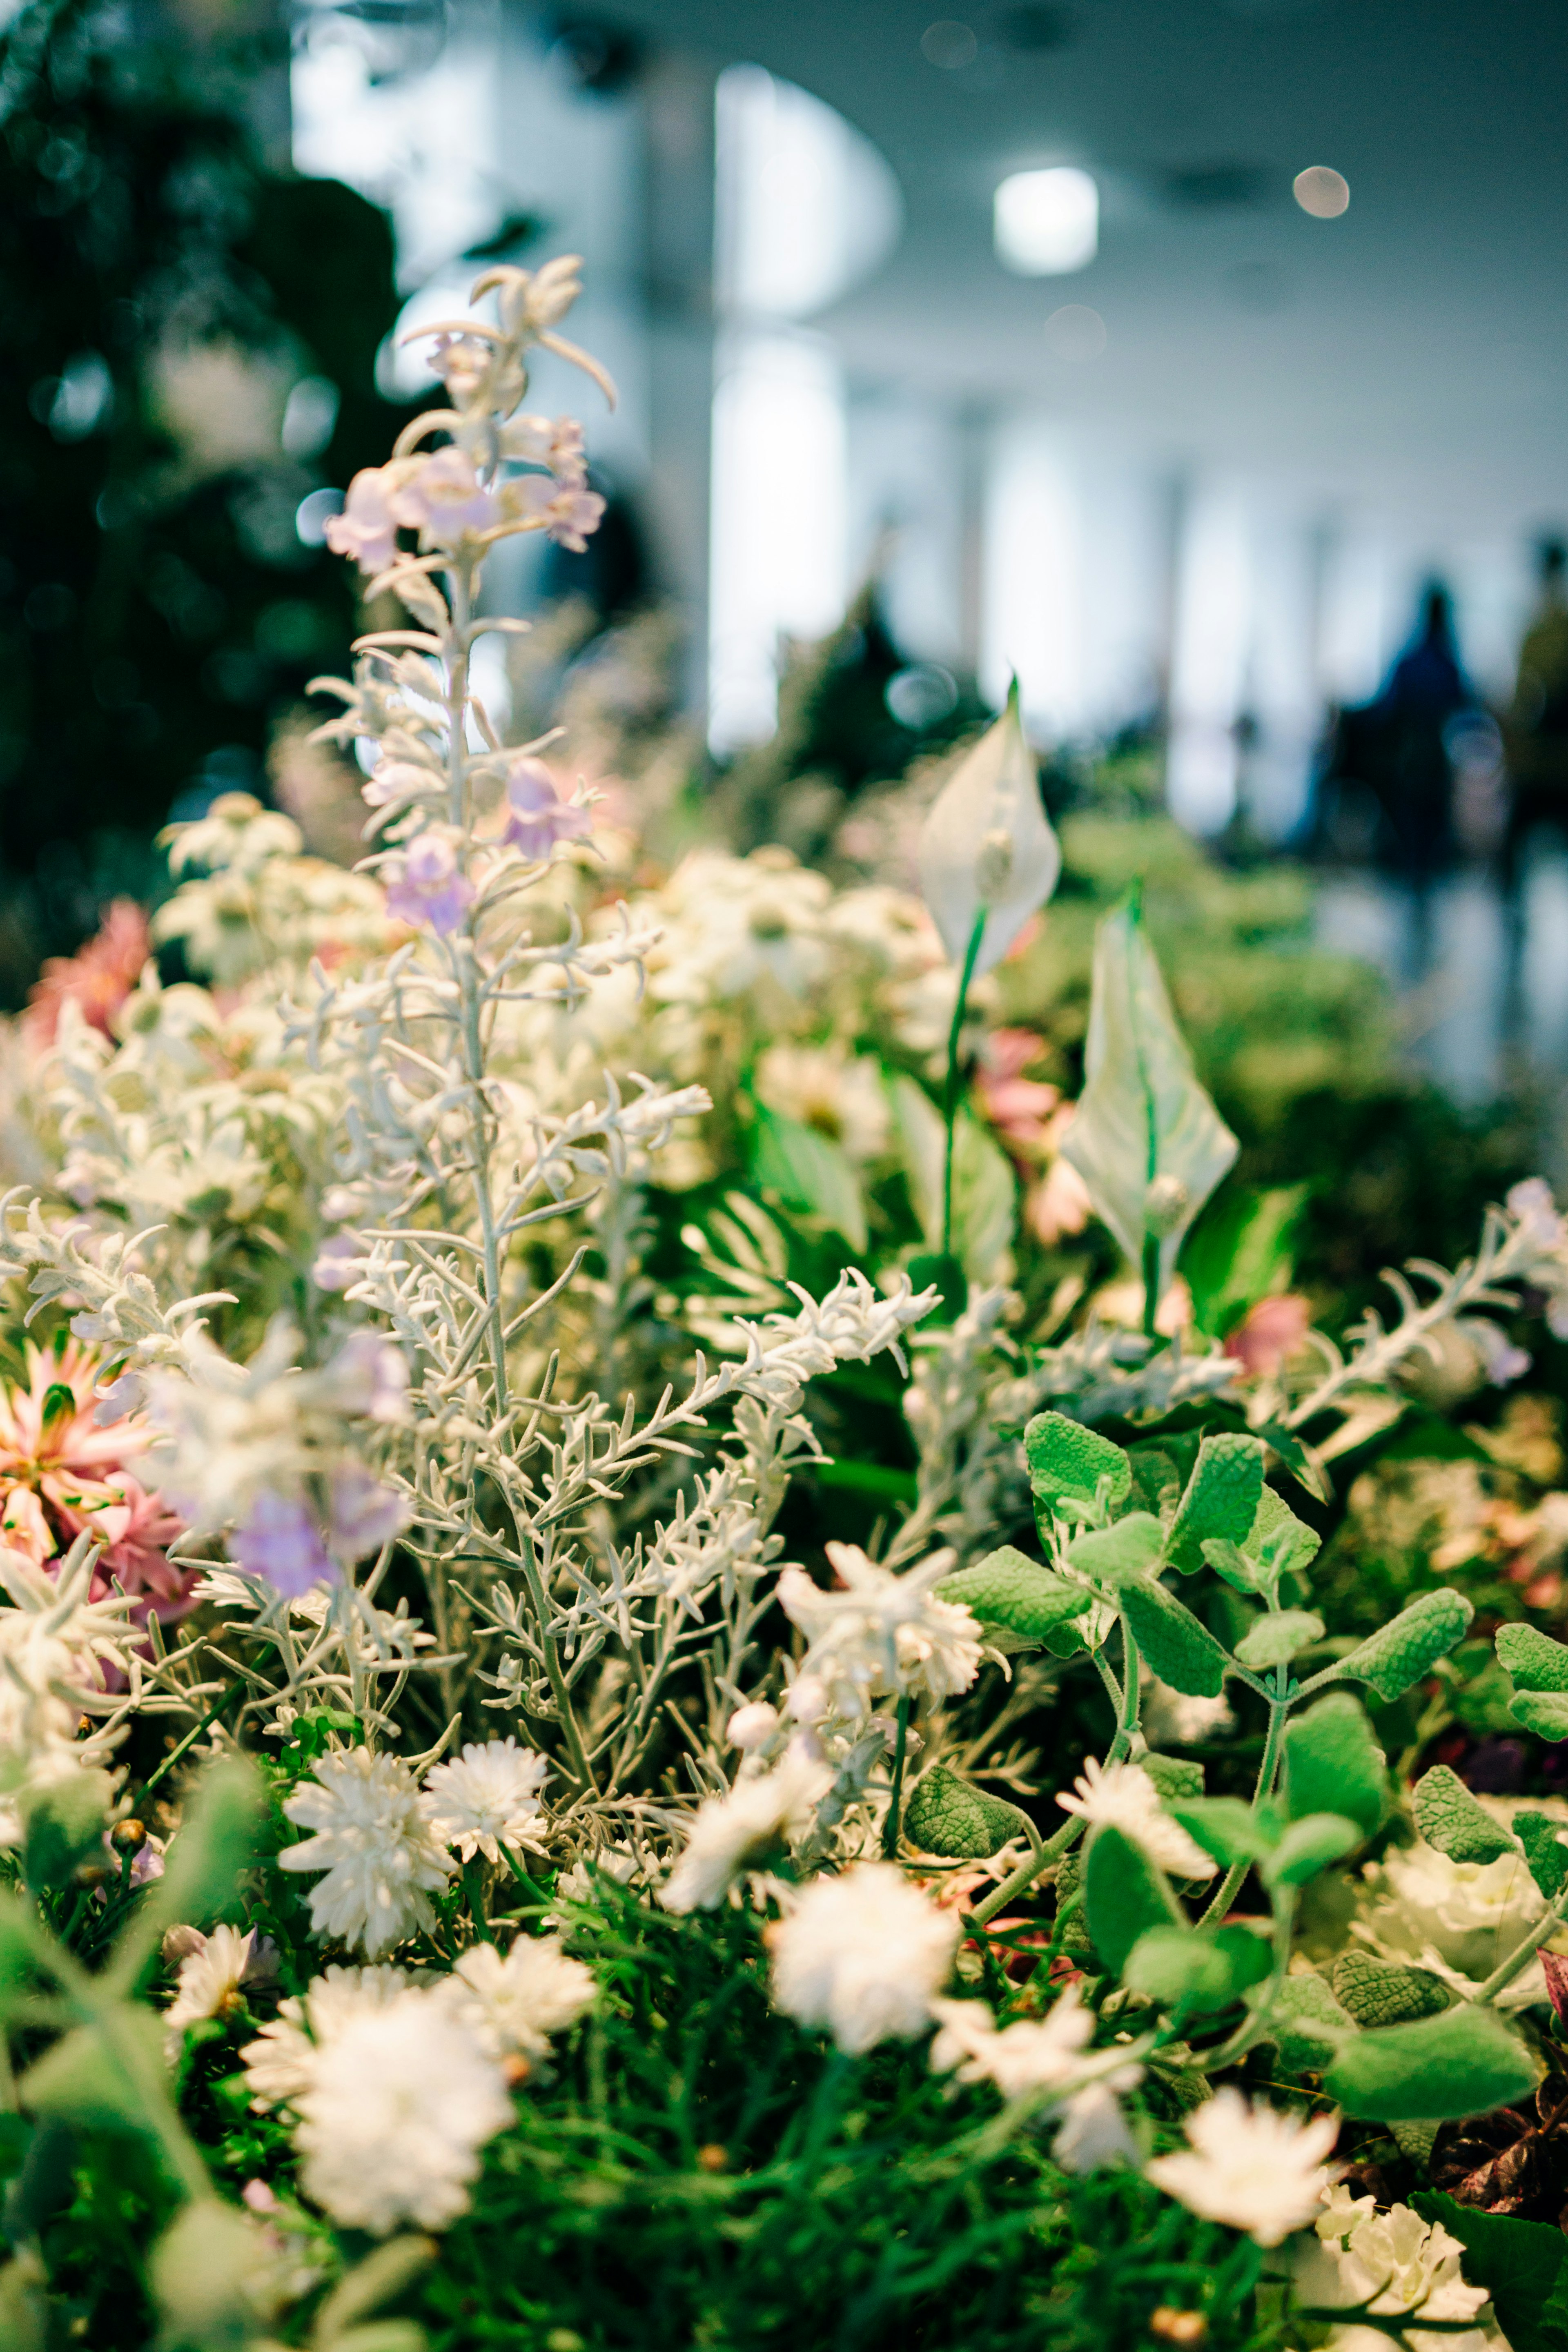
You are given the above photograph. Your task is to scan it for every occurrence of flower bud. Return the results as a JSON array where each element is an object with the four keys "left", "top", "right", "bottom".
[{"left": 1143, "top": 1174, "right": 1190, "bottom": 1237}]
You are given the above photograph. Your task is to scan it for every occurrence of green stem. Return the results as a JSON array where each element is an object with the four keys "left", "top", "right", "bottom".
[
  {"left": 883, "top": 1693, "right": 912, "bottom": 1860},
  {"left": 1472, "top": 1878, "right": 1568, "bottom": 2006},
  {"left": 941, "top": 911, "right": 987, "bottom": 1261},
  {"left": 1197, "top": 1675, "right": 1289, "bottom": 1930},
  {"left": 1141, "top": 1232, "right": 1161, "bottom": 1342},
  {"left": 138, "top": 1681, "right": 245, "bottom": 1809},
  {"left": 463, "top": 1854, "right": 495, "bottom": 1943}
]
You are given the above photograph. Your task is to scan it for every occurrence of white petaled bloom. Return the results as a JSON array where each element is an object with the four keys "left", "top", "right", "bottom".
[
  {"left": 776, "top": 1544, "right": 981, "bottom": 1723},
  {"left": 280, "top": 1748, "right": 454, "bottom": 1958},
  {"left": 659, "top": 1747, "right": 832, "bottom": 1914},
  {"left": 240, "top": 1964, "right": 411, "bottom": 2109},
  {"left": 917, "top": 679, "right": 1061, "bottom": 978},
  {"left": 163, "top": 1924, "right": 278, "bottom": 2058},
  {"left": 770, "top": 1862, "right": 960, "bottom": 2054},
  {"left": 442, "top": 1934, "right": 595, "bottom": 2063},
  {"left": 422, "top": 1740, "right": 550, "bottom": 1864},
  {"left": 1365, "top": 1838, "right": 1543, "bottom": 1985},
  {"left": 1054, "top": 1758, "right": 1218, "bottom": 1881},
  {"left": 727, "top": 1701, "right": 780, "bottom": 1752},
  {"left": 929, "top": 1984, "right": 1143, "bottom": 2173},
  {"left": 752, "top": 1042, "right": 891, "bottom": 1164},
  {"left": 1296, "top": 2184, "right": 1505, "bottom": 2352},
  {"left": 1145, "top": 2089, "right": 1341, "bottom": 2247},
  {"left": 292, "top": 1989, "right": 512, "bottom": 2236}
]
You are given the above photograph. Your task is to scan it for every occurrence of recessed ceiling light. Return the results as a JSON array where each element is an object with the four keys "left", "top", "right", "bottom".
[
  {"left": 994, "top": 167, "right": 1098, "bottom": 273},
  {"left": 1293, "top": 165, "right": 1349, "bottom": 218}
]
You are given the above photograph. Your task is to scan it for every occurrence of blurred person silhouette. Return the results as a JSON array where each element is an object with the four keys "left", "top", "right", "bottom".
[
  {"left": 1501, "top": 537, "right": 1568, "bottom": 893},
  {"left": 1371, "top": 581, "right": 1472, "bottom": 882}
]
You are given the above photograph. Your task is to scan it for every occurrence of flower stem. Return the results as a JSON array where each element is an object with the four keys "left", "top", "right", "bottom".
[
  {"left": 1472, "top": 1878, "right": 1568, "bottom": 2006},
  {"left": 941, "top": 911, "right": 987, "bottom": 1261},
  {"left": 883, "top": 1693, "right": 912, "bottom": 1860},
  {"left": 1197, "top": 1678, "right": 1289, "bottom": 1930}
]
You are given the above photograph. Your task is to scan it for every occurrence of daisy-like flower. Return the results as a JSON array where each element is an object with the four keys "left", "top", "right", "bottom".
[
  {"left": 422, "top": 1740, "right": 550, "bottom": 1864},
  {"left": 293, "top": 1990, "right": 512, "bottom": 2235},
  {"left": 280, "top": 1748, "right": 454, "bottom": 1958},
  {"left": 659, "top": 1747, "right": 832, "bottom": 1914},
  {"left": 442, "top": 1933, "right": 595, "bottom": 2064},
  {"left": 929, "top": 1984, "right": 1143, "bottom": 2172},
  {"left": 1146, "top": 2088, "right": 1341, "bottom": 2246},
  {"left": 776, "top": 1544, "right": 981, "bottom": 1724},
  {"left": 500, "top": 757, "right": 593, "bottom": 862},
  {"left": 163, "top": 1924, "right": 278, "bottom": 2057},
  {"left": 22, "top": 897, "right": 150, "bottom": 1051},
  {"left": 752, "top": 1041, "right": 892, "bottom": 1165},
  {"left": 1296, "top": 2183, "right": 1504, "bottom": 2352},
  {"left": 240, "top": 1964, "right": 412, "bottom": 2109},
  {"left": 1055, "top": 1758, "right": 1217, "bottom": 1880},
  {"left": 384, "top": 828, "right": 474, "bottom": 937},
  {"left": 769, "top": 1862, "right": 960, "bottom": 2054}
]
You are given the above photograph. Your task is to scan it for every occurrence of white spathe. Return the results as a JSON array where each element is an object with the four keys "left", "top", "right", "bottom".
[{"left": 916, "top": 684, "right": 1061, "bottom": 977}]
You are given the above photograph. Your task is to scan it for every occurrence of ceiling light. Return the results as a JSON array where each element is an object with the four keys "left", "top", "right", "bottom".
[
  {"left": 1293, "top": 165, "right": 1349, "bottom": 218},
  {"left": 994, "top": 166, "right": 1098, "bottom": 273}
]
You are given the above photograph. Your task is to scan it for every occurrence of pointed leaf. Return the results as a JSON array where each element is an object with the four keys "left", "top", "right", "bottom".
[
  {"left": 1234, "top": 1610, "right": 1325, "bottom": 1670},
  {"left": 1120, "top": 1580, "right": 1232, "bottom": 1697},
  {"left": 1414, "top": 1764, "right": 1520, "bottom": 1864},
  {"left": 1169, "top": 1798, "right": 1279, "bottom": 1871},
  {"left": 1059, "top": 895, "right": 1239, "bottom": 1292},
  {"left": 1324, "top": 2005, "right": 1541, "bottom": 2122},
  {"left": 1249, "top": 1483, "right": 1323, "bottom": 1577},
  {"left": 20, "top": 2013, "right": 166, "bottom": 2136},
  {"left": 1330, "top": 1951, "right": 1452, "bottom": 2027},
  {"left": 1066, "top": 1514, "right": 1163, "bottom": 1584},
  {"left": 935, "top": 1547, "right": 1089, "bottom": 1642},
  {"left": 903, "top": 1766, "right": 1023, "bottom": 1859},
  {"left": 1497, "top": 1622, "right": 1568, "bottom": 1694},
  {"left": 916, "top": 682, "right": 1061, "bottom": 976},
  {"left": 1163, "top": 1434, "right": 1266, "bottom": 1575},
  {"left": 1025, "top": 1411, "right": 1132, "bottom": 1520},
  {"left": 750, "top": 1106, "right": 867, "bottom": 1252},
  {"left": 1283, "top": 1693, "right": 1389, "bottom": 1837},
  {"left": 1084, "top": 1824, "right": 1183, "bottom": 1976},
  {"left": 1338, "top": 1588, "right": 1474, "bottom": 1701},
  {"left": 1122, "top": 1922, "right": 1271, "bottom": 2015},
  {"left": 143, "top": 1756, "right": 264, "bottom": 1935},
  {"left": 1201, "top": 1537, "right": 1265, "bottom": 1595},
  {"left": 1515, "top": 1811, "right": 1568, "bottom": 1900}
]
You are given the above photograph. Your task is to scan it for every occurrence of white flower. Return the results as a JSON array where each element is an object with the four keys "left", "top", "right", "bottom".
[
  {"left": 1146, "top": 2089, "right": 1341, "bottom": 2246},
  {"left": 279, "top": 1747, "right": 454, "bottom": 1958},
  {"left": 769, "top": 1862, "right": 960, "bottom": 2054},
  {"left": 422, "top": 1740, "right": 550, "bottom": 1864},
  {"left": 929, "top": 1984, "right": 1143, "bottom": 2172},
  {"left": 1054, "top": 2081, "right": 1142, "bottom": 2174},
  {"left": 443, "top": 1933, "right": 595, "bottom": 2062},
  {"left": 659, "top": 1748, "right": 832, "bottom": 1914},
  {"left": 917, "top": 682, "right": 1061, "bottom": 978},
  {"left": 240, "top": 1964, "right": 411, "bottom": 2109},
  {"left": 777, "top": 1544, "right": 981, "bottom": 1723},
  {"left": 753, "top": 1042, "right": 891, "bottom": 1163},
  {"left": 1366, "top": 1839, "right": 1542, "bottom": 1981},
  {"left": 727, "top": 1701, "right": 780, "bottom": 1752},
  {"left": 1055, "top": 1757, "right": 1217, "bottom": 1880},
  {"left": 163, "top": 1924, "right": 277, "bottom": 2057},
  {"left": 293, "top": 1989, "right": 512, "bottom": 2235},
  {"left": 1296, "top": 2183, "right": 1504, "bottom": 2352}
]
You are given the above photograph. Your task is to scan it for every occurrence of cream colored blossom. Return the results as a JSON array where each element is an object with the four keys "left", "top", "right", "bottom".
[
  {"left": 659, "top": 1748, "right": 832, "bottom": 1913},
  {"left": 1146, "top": 2089, "right": 1340, "bottom": 2246},
  {"left": 280, "top": 1748, "right": 453, "bottom": 1958},
  {"left": 777, "top": 1544, "right": 980, "bottom": 1722},
  {"left": 163, "top": 1924, "right": 277, "bottom": 2057},
  {"left": 240, "top": 1964, "right": 412, "bottom": 2109},
  {"left": 929, "top": 1983, "right": 1142, "bottom": 2170},
  {"left": 1055, "top": 1758, "right": 1217, "bottom": 1881},
  {"left": 770, "top": 1863, "right": 959, "bottom": 2053},
  {"left": 753, "top": 1042, "right": 890, "bottom": 1163},
  {"left": 1296, "top": 2185, "right": 1503, "bottom": 2352},
  {"left": 443, "top": 1934, "right": 595, "bottom": 2062},
  {"left": 422, "top": 1739, "right": 550, "bottom": 1864}
]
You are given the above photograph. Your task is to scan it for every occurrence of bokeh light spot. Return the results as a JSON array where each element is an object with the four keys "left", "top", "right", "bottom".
[
  {"left": 994, "top": 167, "right": 1098, "bottom": 274},
  {"left": 1293, "top": 165, "right": 1350, "bottom": 218},
  {"left": 1044, "top": 302, "right": 1107, "bottom": 359},
  {"left": 921, "top": 20, "right": 979, "bottom": 68}
]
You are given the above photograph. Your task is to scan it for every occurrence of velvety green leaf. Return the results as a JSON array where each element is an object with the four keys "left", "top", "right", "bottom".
[
  {"left": 1498, "top": 1622, "right": 1568, "bottom": 1694},
  {"left": 1140, "top": 1754, "right": 1205, "bottom": 1803},
  {"left": 1163, "top": 1434, "right": 1266, "bottom": 1575},
  {"left": 1059, "top": 895, "right": 1240, "bottom": 1294},
  {"left": 1127, "top": 1446, "right": 1182, "bottom": 1521},
  {"left": 1515, "top": 1811, "right": 1568, "bottom": 1900},
  {"left": 1200, "top": 1537, "right": 1265, "bottom": 1595},
  {"left": 143, "top": 1757, "right": 264, "bottom": 1934},
  {"left": 22, "top": 1770, "right": 114, "bottom": 1893},
  {"left": 1024, "top": 1411, "right": 1132, "bottom": 1519},
  {"left": 1282, "top": 1693, "right": 1389, "bottom": 1837},
  {"left": 20, "top": 2013, "right": 166, "bottom": 2136},
  {"left": 903, "top": 1766, "right": 1023, "bottom": 1860},
  {"left": 1510, "top": 1690, "right": 1568, "bottom": 1741},
  {"left": 935, "top": 1547, "right": 1089, "bottom": 1643},
  {"left": 1085, "top": 1824, "right": 1183, "bottom": 1976},
  {"left": 1410, "top": 2193, "right": 1568, "bottom": 2352},
  {"left": 1330, "top": 1950, "right": 1452, "bottom": 2027},
  {"left": 1414, "top": 1764, "right": 1520, "bottom": 1865},
  {"left": 1261, "top": 1812, "right": 1362, "bottom": 1887},
  {"left": 1122, "top": 1922, "right": 1271, "bottom": 2014},
  {"left": 1263, "top": 1970, "right": 1354, "bottom": 2075},
  {"left": 150, "top": 2201, "right": 264, "bottom": 2345},
  {"left": 1325, "top": 2005, "right": 1541, "bottom": 2121},
  {"left": 1169, "top": 1797, "right": 1279, "bottom": 1871},
  {"left": 751, "top": 1105, "right": 867, "bottom": 1252},
  {"left": 1248, "top": 1484, "right": 1323, "bottom": 1578},
  {"left": 1066, "top": 1514, "right": 1163, "bottom": 1584},
  {"left": 1339, "top": 1587, "right": 1474, "bottom": 1701},
  {"left": 1119, "top": 1579, "right": 1231, "bottom": 1697},
  {"left": 1234, "top": 1609, "right": 1325, "bottom": 1670}
]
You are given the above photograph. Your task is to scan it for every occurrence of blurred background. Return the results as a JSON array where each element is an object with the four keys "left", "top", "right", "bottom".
[{"left": 5, "top": 0, "right": 1568, "bottom": 1124}]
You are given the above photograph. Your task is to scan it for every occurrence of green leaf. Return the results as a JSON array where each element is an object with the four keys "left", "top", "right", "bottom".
[
  {"left": 1122, "top": 1923, "right": 1271, "bottom": 2015},
  {"left": 1234, "top": 1610, "right": 1325, "bottom": 1670},
  {"left": 143, "top": 1756, "right": 264, "bottom": 1935},
  {"left": 1339, "top": 1587, "right": 1474, "bottom": 1701},
  {"left": 750, "top": 1105, "right": 867, "bottom": 1252},
  {"left": 1410, "top": 2193, "right": 1568, "bottom": 2352},
  {"left": 1261, "top": 1812, "right": 1362, "bottom": 1887},
  {"left": 1282, "top": 1693, "right": 1389, "bottom": 1837},
  {"left": 1163, "top": 1434, "right": 1266, "bottom": 1575},
  {"left": 1119, "top": 1580, "right": 1231, "bottom": 1697},
  {"left": 1248, "top": 1483, "right": 1323, "bottom": 1577},
  {"left": 1059, "top": 894, "right": 1239, "bottom": 1295},
  {"left": 1330, "top": 1950, "right": 1452, "bottom": 2027},
  {"left": 20, "top": 2013, "right": 166, "bottom": 2136},
  {"left": 1183, "top": 1184, "right": 1307, "bottom": 1337},
  {"left": 905, "top": 1252, "right": 966, "bottom": 1322},
  {"left": 1515, "top": 1811, "right": 1568, "bottom": 1900},
  {"left": 1498, "top": 1622, "right": 1568, "bottom": 1694},
  {"left": 1263, "top": 1969, "right": 1354, "bottom": 2075},
  {"left": 1066, "top": 1514, "right": 1163, "bottom": 1584},
  {"left": 935, "top": 1547, "right": 1089, "bottom": 1643},
  {"left": 150, "top": 2200, "right": 264, "bottom": 2347},
  {"left": 1511, "top": 1690, "right": 1568, "bottom": 1741},
  {"left": 1127, "top": 1446, "right": 1182, "bottom": 1520},
  {"left": 1414, "top": 1764, "right": 1520, "bottom": 1864},
  {"left": 1084, "top": 1824, "right": 1183, "bottom": 1976},
  {"left": 1140, "top": 1754, "right": 1205, "bottom": 1803},
  {"left": 1201, "top": 1537, "right": 1265, "bottom": 1595},
  {"left": 22, "top": 1771, "right": 114, "bottom": 1893},
  {"left": 1168, "top": 1798, "right": 1278, "bottom": 1871},
  {"left": 893, "top": 1079, "right": 1015, "bottom": 1279},
  {"left": 903, "top": 1766, "right": 1023, "bottom": 1860},
  {"left": 1024, "top": 1411, "right": 1132, "bottom": 1520},
  {"left": 1324, "top": 2004, "right": 1541, "bottom": 2122}
]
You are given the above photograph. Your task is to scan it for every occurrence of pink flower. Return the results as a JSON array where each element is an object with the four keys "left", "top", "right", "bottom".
[
  {"left": 1025, "top": 1149, "right": 1094, "bottom": 1247},
  {"left": 231, "top": 1492, "right": 336, "bottom": 1599},
  {"left": 325, "top": 468, "right": 400, "bottom": 575},
  {"left": 1226, "top": 1294, "right": 1312, "bottom": 1380},
  {"left": 384, "top": 830, "right": 474, "bottom": 936},
  {"left": 312, "top": 1236, "right": 362, "bottom": 1294},
  {"left": 327, "top": 1333, "right": 409, "bottom": 1425},
  {"left": 505, "top": 414, "right": 586, "bottom": 483},
  {"left": 501, "top": 758, "right": 592, "bottom": 862},
  {"left": 512, "top": 472, "right": 605, "bottom": 551},
  {"left": 429, "top": 333, "right": 492, "bottom": 403},
  {"left": 390, "top": 449, "right": 499, "bottom": 547},
  {"left": 328, "top": 1465, "right": 405, "bottom": 1560},
  {"left": 975, "top": 1029, "right": 1060, "bottom": 1152},
  {"left": 22, "top": 900, "right": 150, "bottom": 1053},
  {"left": 363, "top": 760, "right": 437, "bottom": 814}
]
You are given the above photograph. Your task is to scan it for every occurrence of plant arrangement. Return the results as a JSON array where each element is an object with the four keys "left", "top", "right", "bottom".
[{"left": 4, "top": 256, "right": 1568, "bottom": 2352}]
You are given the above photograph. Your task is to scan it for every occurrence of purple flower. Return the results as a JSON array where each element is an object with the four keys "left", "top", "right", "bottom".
[
  {"left": 512, "top": 472, "right": 606, "bottom": 552},
  {"left": 328, "top": 1464, "right": 407, "bottom": 1562},
  {"left": 312, "top": 1235, "right": 362, "bottom": 1294},
  {"left": 325, "top": 468, "right": 399, "bottom": 576},
  {"left": 328, "top": 1332, "right": 409, "bottom": 1423},
  {"left": 385, "top": 829, "right": 474, "bottom": 936},
  {"left": 501, "top": 758, "right": 593, "bottom": 862},
  {"left": 390, "top": 448, "right": 499, "bottom": 547},
  {"left": 231, "top": 1491, "right": 336, "bottom": 1599}
]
